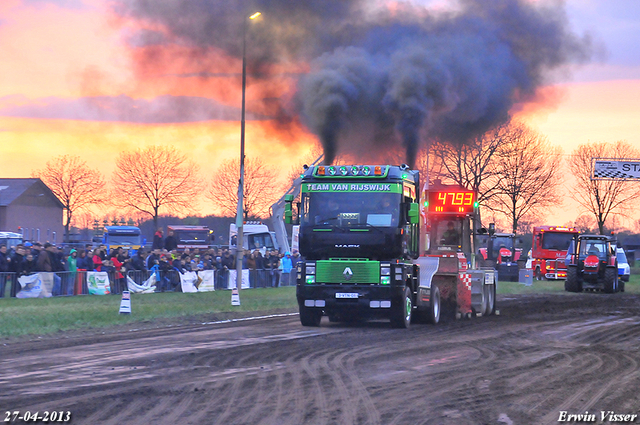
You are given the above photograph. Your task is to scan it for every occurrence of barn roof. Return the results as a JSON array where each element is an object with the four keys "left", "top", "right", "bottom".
[{"left": 0, "top": 178, "right": 64, "bottom": 208}]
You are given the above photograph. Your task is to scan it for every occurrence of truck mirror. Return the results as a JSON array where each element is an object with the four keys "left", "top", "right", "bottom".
[
  {"left": 408, "top": 203, "right": 419, "bottom": 224},
  {"left": 488, "top": 223, "right": 495, "bottom": 236},
  {"left": 284, "top": 203, "right": 293, "bottom": 224}
]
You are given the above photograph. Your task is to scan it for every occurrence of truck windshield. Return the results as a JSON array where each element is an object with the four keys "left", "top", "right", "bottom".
[
  {"left": 301, "top": 192, "right": 401, "bottom": 227},
  {"left": 175, "top": 231, "right": 209, "bottom": 243},
  {"left": 106, "top": 234, "right": 141, "bottom": 245},
  {"left": 248, "top": 233, "right": 275, "bottom": 250},
  {"left": 542, "top": 233, "right": 574, "bottom": 250}
]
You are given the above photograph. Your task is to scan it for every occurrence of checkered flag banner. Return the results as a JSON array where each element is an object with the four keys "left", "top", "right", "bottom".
[{"left": 592, "top": 158, "right": 640, "bottom": 180}]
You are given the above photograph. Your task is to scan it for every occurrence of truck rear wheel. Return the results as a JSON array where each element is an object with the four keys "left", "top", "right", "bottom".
[
  {"left": 603, "top": 268, "right": 617, "bottom": 294},
  {"left": 391, "top": 286, "right": 412, "bottom": 329},
  {"left": 482, "top": 284, "right": 495, "bottom": 316},
  {"left": 565, "top": 265, "right": 582, "bottom": 292},
  {"left": 428, "top": 285, "right": 441, "bottom": 324},
  {"left": 299, "top": 306, "right": 322, "bottom": 327}
]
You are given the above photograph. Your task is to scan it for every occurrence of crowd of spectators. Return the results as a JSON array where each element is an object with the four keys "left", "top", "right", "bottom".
[{"left": 0, "top": 230, "right": 303, "bottom": 297}]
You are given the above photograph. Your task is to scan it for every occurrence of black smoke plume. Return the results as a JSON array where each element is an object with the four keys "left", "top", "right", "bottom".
[{"left": 115, "top": 0, "right": 592, "bottom": 166}]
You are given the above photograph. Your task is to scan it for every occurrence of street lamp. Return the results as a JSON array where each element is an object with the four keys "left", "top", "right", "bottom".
[{"left": 235, "top": 11, "right": 261, "bottom": 295}]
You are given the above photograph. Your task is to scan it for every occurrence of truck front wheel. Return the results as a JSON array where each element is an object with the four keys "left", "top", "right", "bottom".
[
  {"left": 299, "top": 306, "right": 322, "bottom": 327},
  {"left": 391, "top": 286, "right": 412, "bottom": 329}
]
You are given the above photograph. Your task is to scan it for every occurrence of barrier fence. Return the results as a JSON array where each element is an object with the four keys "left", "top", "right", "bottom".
[{"left": 0, "top": 268, "right": 296, "bottom": 298}]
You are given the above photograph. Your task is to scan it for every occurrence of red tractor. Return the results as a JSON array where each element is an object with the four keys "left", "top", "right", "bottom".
[
  {"left": 565, "top": 234, "right": 621, "bottom": 293},
  {"left": 477, "top": 230, "right": 524, "bottom": 282}
]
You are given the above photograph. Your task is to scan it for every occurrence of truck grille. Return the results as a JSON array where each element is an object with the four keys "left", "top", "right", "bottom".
[{"left": 316, "top": 260, "right": 380, "bottom": 284}]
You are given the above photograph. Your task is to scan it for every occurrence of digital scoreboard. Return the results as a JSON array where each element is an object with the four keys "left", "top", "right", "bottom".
[{"left": 427, "top": 190, "right": 476, "bottom": 214}]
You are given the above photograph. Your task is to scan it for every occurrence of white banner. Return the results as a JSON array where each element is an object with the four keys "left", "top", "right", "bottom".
[
  {"left": 227, "top": 270, "right": 250, "bottom": 289},
  {"left": 593, "top": 159, "right": 640, "bottom": 180},
  {"left": 87, "top": 271, "right": 111, "bottom": 295},
  {"left": 127, "top": 275, "right": 156, "bottom": 294},
  {"left": 180, "top": 270, "right": 216, "bottom": 292},
  {"left": 180, "top": 271, "right": 199, "bottom": 293},
  {"left": 16, "top": 273, "right": 53, "bottom": 298}
]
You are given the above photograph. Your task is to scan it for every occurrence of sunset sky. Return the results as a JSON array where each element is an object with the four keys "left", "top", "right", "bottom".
[{"left": 0, "top": 0, "right": 639, "bottom": 228}]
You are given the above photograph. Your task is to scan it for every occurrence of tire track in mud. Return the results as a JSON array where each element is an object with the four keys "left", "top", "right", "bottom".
[{"left": 3, "top": 295, "right": 640, "bottom": 425}]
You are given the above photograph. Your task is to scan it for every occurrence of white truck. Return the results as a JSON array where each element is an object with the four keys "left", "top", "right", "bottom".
[{"left": 229, "top": 222, "right": 279, "bottom": 253}]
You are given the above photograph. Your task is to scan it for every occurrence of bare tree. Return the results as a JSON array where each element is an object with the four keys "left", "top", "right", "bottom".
[
  {"left": 431, "top": 123, "right": 510, "bottom": 210},
  {"left": 112, "top": 146, "right": 202, "bottom": 229},
  {"left": 208, "top": 157, "right": 284, "bottom": 219},
  {"left": 569, "top": 141, "right": 640, "bottom": 234},
  {"left": 490, "top": 123, "right": 563, "bottom": 234},
  {"left": 32, "top": 155, "right": 105, "bottom": 242}
]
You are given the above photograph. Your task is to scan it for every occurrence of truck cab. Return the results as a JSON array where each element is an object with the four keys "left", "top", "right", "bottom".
[
  {"left": 532, "top": 226, "right": 579, "bottom": 280},
  {"left": 229, "top": 222, "right": 279, "bottom": 254},
  {"left": 168, "top": 225, "right": 212, "bottom": 251},
  {"left": 291, "top": 165, "right": 420, "bottom": 327},
  {"left": 102, "top": 226, "right": 143, "bottom": 255}
]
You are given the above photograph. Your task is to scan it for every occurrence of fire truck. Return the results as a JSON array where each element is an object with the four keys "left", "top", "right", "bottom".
[
  {"left": 531, "top": 226, "right": 579, "bottom": 280},
  {"left": 286, "top": 165, "right": 497, "bottom": 328}
]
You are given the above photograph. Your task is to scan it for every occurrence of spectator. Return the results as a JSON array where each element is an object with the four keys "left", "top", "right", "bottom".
[
  {"left": 291, "top": 250, "right": 302, "bottom": 269},
  {"left": 23, "top": 253, "right": 36, "bottom": 276},
  {"left": 76, "top": 249, "right": 87, "bottom": 270},
  {"left": 164, "top": 230, "right": 177, "bottom": 252},
  {"left": 36, "top": 243, "right": 53, "bottom": 272},
  {"left": 131, "top": 248, "right": 147, "bottom": 272},
  {"left": 268, "top": 250, "right": 280, "bottom": 287},
  {"left": 31, "top": 242, "right": 42, "bottom": 261},
  {"left": 146, "top": 249, "right": 160, "bottom": 270},
  {"left": 66, "top": 249, "right": 77, "bottom": 296},
  {"left": 280, "top": 251, "right": 293, "bottom": 286},
  {"left": 11, "top": 245, "right": 26, "bottom": 276},
  {"left": 92, "top": 247, "right": 104, "bottom": 272},
  {"left": 0, "top": 244, "right": 12, "bottom": 297},
  {"left": 110, "top": 249, "right": 125, "bottom": 294},
  {"left": 36, "top": 243, "right": 63, "bottom": 296},
  {"left": 152, "top": 228, "right": 164, "bottom": 250}
]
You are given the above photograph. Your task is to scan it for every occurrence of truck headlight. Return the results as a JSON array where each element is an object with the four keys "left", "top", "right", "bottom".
[
  {"left": 380, "top": 267, "right": 390, "bottom": 276},
  {"left": 306, "top": 265, "right": 315, "bottom": 275},
  {"left": 380, "top": 276, "right": 390, "bottom": 285},
  {"left": 306, "top": 275, "right": 315, "bottom": 284}
]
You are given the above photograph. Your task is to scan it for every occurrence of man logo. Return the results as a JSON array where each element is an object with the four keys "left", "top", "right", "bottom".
[{"left": 343, "top": 267, "right": 353, "bottom": 281}]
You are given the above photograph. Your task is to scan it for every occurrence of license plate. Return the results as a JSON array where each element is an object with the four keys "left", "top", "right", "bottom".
[{"left": 335, "top": 292, "right": 359, "bottom": 299}]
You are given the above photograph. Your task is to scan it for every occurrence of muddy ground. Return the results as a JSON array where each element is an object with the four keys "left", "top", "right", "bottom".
[{"left": 2, "top": 292, "right": 640, "bottom": 425}]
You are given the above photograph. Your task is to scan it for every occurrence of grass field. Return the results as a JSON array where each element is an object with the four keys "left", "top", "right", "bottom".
[{"left": 1, "top": 274, "right": 638, "bottom": 338}]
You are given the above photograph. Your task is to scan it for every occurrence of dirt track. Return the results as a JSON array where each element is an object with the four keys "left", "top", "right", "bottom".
[{"left": 2, "top": 292, "right": 640, "bottom": 425}]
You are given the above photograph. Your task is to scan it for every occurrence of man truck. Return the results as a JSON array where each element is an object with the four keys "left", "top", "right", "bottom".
[{"left": 285, "top": 164, "right": 497, "bottom": 328}]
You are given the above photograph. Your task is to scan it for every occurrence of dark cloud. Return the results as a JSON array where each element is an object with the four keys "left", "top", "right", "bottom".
[
  {"left": 115, "top": 0, "right": 594, "bottom": 166},
  {"left": 0, "top": 95, "right": 266, "bottom": 123}
]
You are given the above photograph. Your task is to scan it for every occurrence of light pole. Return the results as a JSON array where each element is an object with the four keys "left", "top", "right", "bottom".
[{"left": 235, "top": 11, "right": 261, "bottom": 295}]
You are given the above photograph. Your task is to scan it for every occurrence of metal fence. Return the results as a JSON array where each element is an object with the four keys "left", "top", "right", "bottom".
[{"left": 0, "top": 267, "right": 296, "bottom": 298}]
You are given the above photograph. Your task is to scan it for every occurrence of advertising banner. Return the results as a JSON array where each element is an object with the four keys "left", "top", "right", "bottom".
[
  {"left": 197, "top": 270, "right": 215, "bottom": 292},
  {"left": 87, "top": 272, "right": 111, "bottom": 295},
  {"left": 593, "top": 159, "right": 640, "bottom": 180}
]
